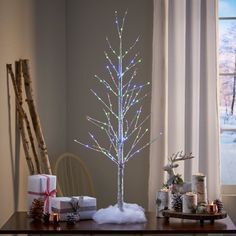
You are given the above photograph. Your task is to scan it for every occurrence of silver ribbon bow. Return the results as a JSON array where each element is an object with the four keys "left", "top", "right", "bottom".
[{"left": 70, "top": 196, "right": 84, "bottom": 213}]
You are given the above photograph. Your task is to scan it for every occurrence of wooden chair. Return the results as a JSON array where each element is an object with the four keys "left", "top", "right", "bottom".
[{"left": 53, "top": 152, "right": 95, "bottom": 197}]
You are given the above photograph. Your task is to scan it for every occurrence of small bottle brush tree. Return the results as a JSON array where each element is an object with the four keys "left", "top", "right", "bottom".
[{"left": 75, "top": 11, "right": 158, "bottom": 221}]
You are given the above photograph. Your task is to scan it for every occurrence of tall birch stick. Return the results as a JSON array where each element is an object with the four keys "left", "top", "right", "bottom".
[
  {"left": 16, "top": 60, "right": 42, "bottom": 174},
  {"left": 22, "top": 59, "right": 52, "bottom": 174},
  {"left": 7, "top": 64, "right": 35, "bottom": 175}
]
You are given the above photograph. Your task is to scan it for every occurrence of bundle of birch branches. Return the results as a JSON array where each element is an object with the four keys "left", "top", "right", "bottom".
[{"left": 6, "top": 59, "right": 52, "bottom": 175}]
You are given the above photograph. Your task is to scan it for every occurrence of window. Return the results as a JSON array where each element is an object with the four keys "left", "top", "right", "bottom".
[{"left": 219, "top": 0, "right": 236, "bottom": 186}]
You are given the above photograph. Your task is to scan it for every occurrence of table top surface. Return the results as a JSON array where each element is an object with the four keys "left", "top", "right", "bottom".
[{"left": 1, "top": 211, "right": 236, "bottom": 234}]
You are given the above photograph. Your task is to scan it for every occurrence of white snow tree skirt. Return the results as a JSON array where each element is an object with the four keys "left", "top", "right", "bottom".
[{"left": 93, "top": 203, "right": 147, "bottom": 224}]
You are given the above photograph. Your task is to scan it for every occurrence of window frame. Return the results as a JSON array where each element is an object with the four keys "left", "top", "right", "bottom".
[{"left": 219, "top": 15, "right": 236, "bottom": 195}]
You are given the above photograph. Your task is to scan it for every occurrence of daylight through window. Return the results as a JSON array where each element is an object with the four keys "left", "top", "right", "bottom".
[{"left": 219, "top": 0, "right": 236, "bottom": 185}]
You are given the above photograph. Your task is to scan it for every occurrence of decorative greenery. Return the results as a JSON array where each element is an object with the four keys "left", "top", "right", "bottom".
[
  {"left": 162, "top": 183, "right": 169, "bottom": 189},
  {"left": 167, "top": 174, "right": 184, "bottom": 186},
  {"left": 196, "top": 202, "right": 207, "bottom": 214}
]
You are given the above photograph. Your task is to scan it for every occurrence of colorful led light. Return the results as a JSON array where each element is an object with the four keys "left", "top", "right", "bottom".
[{"left": 74, "top": 11, "right": 162, "bottom": 211}]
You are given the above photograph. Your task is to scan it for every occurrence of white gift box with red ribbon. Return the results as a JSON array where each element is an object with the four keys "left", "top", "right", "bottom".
[{"left": 28, "top": 174, "right": 57, "bottom": 214}]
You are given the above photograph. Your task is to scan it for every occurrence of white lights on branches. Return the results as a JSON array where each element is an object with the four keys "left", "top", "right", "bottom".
[{"left": 75, "top": 11, "right": 161, "bottom": 213}]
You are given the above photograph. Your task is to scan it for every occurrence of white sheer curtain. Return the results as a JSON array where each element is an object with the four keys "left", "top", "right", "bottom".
[{"left": 148, "top": 0, "right": 221, "bottom": 211}]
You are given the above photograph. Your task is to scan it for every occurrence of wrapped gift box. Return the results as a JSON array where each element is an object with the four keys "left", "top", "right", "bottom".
[
  {"left": 28, "top": 174, "right": 57, "bottom": 214},
  {"left": 51, "top": 196, "right": 97, "bottom": 221}
]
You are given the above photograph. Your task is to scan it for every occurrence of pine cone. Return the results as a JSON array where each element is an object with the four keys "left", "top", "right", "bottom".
[
  {"left": 213, "top": 199, "right": 224, "bottom": 213},
  {"left": 171, "top": 193, "right": 182, "bottom": 212},
  {"left": 66, "top": 213, "right": 78, "bottom": 225},
  {"left": 30, "top": 198, "right": 44, "bottom": 221}
]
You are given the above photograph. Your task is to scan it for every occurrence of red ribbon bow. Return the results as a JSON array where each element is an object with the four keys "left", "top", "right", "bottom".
[{"left": 28, "top": 174, "right": 56, "bottom": 213}]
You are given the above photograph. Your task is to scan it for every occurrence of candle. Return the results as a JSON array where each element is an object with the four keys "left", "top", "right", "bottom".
[
  {"left": 50, "top": 213, "right": 59, "bottom": 224},
  {"left": 156, "top": 188, "right": 171, "bottom": 217},
  {"left": 182, "top": 192, "right": 197, "bottom": 213},
  {"left": 207, "top": 202, "right": 218, "bottom": 214}
]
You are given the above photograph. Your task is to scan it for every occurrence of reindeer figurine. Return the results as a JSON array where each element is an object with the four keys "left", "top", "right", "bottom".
[{"left": 163, "top": 151, "right": 194, "bottom": 192}]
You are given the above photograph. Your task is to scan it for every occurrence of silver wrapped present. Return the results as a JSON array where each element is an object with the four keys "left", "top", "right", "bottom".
[{"left": 51, "top": 196, "right": 96, "bottom": 221}]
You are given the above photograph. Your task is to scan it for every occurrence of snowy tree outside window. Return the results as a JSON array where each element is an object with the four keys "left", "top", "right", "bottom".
[{"left": 219, "top": 0, "right": 236, "bottom": 185}]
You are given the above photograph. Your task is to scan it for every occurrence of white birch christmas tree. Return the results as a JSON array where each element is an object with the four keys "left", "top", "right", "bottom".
[{"left": 75, "top": 11, "right": 158, "bottom": 223}]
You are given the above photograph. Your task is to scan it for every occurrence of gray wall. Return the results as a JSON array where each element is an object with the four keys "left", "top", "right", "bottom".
[
  {"left": 0, "top": 0, "right": 66, "bottom": 227},
  {"left": 33, "top": 0, "right": 67, "bottom": 162},
  {"left": 66, "top": 0, "right": 153, "bottom": 209},
  {"left": 0, "top": 0, "right": 152, "bottom": 227}
]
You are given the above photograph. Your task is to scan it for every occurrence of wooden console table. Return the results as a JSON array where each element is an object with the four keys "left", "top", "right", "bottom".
[{"left": 1, "top": 212, "right": 236, "bottom": 234}]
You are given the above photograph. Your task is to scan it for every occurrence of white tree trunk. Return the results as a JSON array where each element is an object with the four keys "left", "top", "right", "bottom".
[
  {"left": 117, "top": 164, "right": 124, "bottom": 211},
  {"left": 117, "top": 29, "right": 124, "bottom": 212}
]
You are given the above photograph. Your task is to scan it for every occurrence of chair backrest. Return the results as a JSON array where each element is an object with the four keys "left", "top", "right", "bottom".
[{"left": 54, "top": 152, "right": 95, "bottom": 197}]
